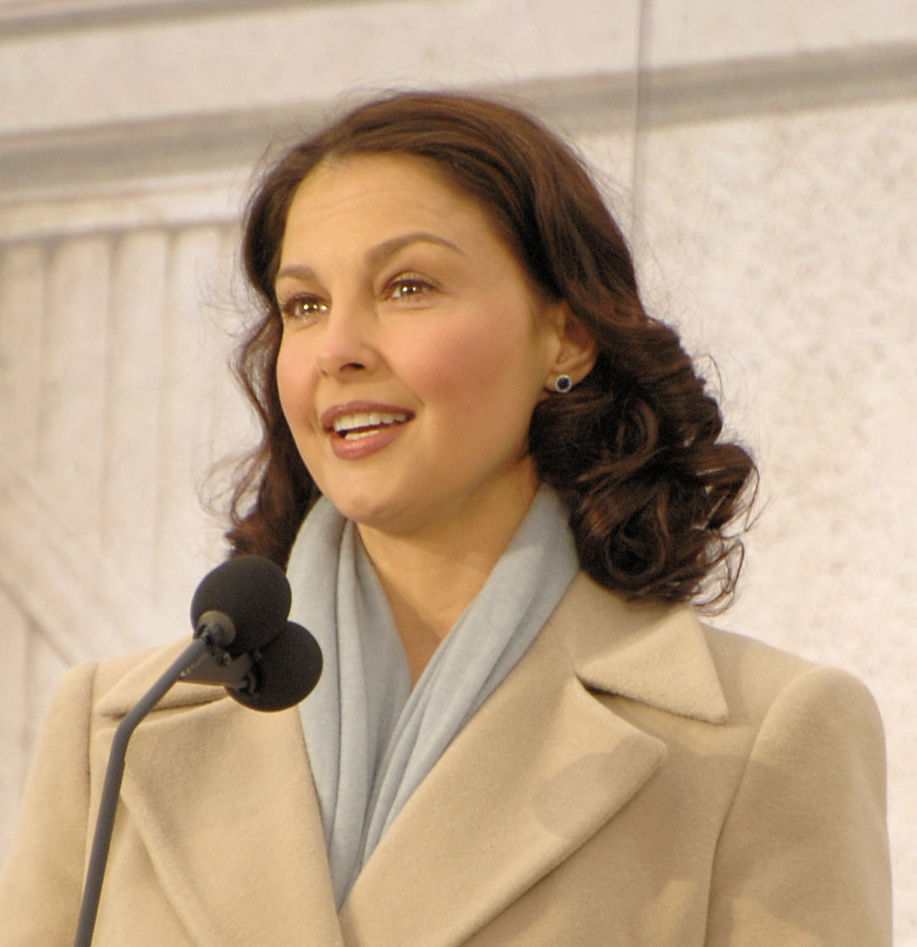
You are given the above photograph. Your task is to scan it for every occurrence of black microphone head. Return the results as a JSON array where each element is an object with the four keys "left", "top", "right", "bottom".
[
  {"left": 190, "top": 556, "right": 292, "bottom": 656},
  {"left": 229, "top": 621, "right": 323, "bottom": 712}
]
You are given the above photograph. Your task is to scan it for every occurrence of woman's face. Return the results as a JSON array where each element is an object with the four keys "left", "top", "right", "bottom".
[{"left": 274, "top": 153, "right": 567, "bottom": 538}]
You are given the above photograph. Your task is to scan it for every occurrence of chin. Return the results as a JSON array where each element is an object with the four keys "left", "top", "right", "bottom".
[{"left": 323, "top": 489, "right": 405, "bottom": 530}]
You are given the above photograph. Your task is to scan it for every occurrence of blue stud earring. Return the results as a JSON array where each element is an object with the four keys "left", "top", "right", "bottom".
[{"left": 554, "top": 374, "right": 573, "bottom": 393}]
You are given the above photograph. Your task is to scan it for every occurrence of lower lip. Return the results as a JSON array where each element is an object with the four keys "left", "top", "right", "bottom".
[{"left": 328, "top": 421, "right": 410, "bottom": 460}]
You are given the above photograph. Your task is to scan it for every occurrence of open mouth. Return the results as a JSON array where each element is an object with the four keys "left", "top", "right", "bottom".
[{"left": 331, "top": 411, "right": 412, "bottom": 441}]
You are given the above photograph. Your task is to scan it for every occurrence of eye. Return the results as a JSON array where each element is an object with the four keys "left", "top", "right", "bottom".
[
  {"left": 278, "top": 294, "right": 328, "bottom": 323},
  {"left": 386, "top": 274, "right": 436, "bottom": 303}
]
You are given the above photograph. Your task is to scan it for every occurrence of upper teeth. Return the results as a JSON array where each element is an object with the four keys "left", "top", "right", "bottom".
[{"left": 333, "top": 411, "right": 409, "bottom": 434}]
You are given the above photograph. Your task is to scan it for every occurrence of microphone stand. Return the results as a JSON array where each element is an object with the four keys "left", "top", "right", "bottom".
[{"left": 73, "top": 621, "right": 234, "bottom": 947}]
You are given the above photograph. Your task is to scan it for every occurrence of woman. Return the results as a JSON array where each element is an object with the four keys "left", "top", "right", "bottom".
[{"left": 0, "top": 92, "right": 890, "bottom": 946}]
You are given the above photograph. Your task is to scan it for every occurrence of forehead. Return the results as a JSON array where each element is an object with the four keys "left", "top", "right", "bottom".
[{"left": 282, "top": 153, "right": 495, "bottom": 242}]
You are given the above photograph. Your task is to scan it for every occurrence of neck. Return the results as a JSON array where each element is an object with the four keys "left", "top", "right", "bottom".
[{"left": 357, "top": 468, "right": 540, "bottom": 683}]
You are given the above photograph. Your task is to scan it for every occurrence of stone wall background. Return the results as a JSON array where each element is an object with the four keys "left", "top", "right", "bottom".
[{"left": 1, "top": 0, "right": 914, "bottom": 940}]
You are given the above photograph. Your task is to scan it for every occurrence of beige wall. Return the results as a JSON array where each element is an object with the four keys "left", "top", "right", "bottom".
[{"left": 1, "top": 1, "right": 915, "bottom": 940}]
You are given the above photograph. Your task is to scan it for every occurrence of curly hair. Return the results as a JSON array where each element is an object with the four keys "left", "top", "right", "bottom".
[{"left": 225, "top": 90, "right": 756, "bottom": 609}]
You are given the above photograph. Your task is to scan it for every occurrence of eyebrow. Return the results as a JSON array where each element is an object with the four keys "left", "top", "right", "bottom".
[{"left": 274, "top": 231, "right": 464, "bottom": 286}]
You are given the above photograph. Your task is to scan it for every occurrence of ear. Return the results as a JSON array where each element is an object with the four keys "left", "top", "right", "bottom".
[{"left": 544, "top": 302, "right": 597, "bottom": 392}]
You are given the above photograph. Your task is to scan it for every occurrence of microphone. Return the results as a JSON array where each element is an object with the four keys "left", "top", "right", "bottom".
[
  {"left": 182, "top": 555, "right": 323, "bottom": 709},
  {"left": 191, "top": 554, "right": 292, "bottom": 655},
  {"left": 73, "top": 556, "right": 322, "bottom": 947}
]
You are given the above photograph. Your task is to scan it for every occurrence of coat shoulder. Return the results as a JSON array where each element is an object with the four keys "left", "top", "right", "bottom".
[{"left": 697, "top": 620, "right": 883, "bottom": 733}]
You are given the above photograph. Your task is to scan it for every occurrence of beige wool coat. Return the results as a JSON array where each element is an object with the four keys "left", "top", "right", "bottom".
[{"left": 0, "top": 573, "right": 891, "bottom": 946}]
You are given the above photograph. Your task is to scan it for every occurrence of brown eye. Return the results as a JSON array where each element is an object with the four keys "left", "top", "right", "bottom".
[
  {"left": 387, "top": 276, "right": 435, "bottom": 302},
  {"left": 279, "top": 295, "right": 328, "bottom": 322}
]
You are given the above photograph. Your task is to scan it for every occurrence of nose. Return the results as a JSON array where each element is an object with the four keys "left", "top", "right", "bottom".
[{"left": 313, "top": 298, "right": 380, "bottom": 379}]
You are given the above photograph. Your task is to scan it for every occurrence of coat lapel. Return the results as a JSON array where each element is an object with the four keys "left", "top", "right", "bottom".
[
  {"left": 339, "top": 574, "right": 727, "bottom": 947},
  {"left": 93, "top": 644, "right": 344, "bottom": 947}
]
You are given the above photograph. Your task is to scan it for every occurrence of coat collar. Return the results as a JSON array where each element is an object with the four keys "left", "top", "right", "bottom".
[
  {"left": 94, "top": 573, "right": 727, "bottom": 725},
  {"left": 95, "top": 640, "right": 247, "bottom": 716},
  {"left": 91, "top": 573, "right": 728, "bottom": 947},
  {"left": 553, "top": 572, "right": 728, "bottom": 724}
]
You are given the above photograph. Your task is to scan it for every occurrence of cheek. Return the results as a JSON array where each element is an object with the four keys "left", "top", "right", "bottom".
[
  {"left": 275, "top": 339, "right": 315, "bottom": 425},
  {"left": 408, "top": 328, "right": 497, "bottom": 404},
  {"left": 406, "top": 318, "right": 544, "bottom": 423}
]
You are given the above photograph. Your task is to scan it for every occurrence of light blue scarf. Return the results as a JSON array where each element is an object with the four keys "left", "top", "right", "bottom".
[{"left": 289, "top": 486, "right": 579, "bottom": 906}]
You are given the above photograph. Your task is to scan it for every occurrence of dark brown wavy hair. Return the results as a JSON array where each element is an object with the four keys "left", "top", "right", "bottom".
[{"left": 226, "top": 90, "right": 756, "bottom": 609}]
